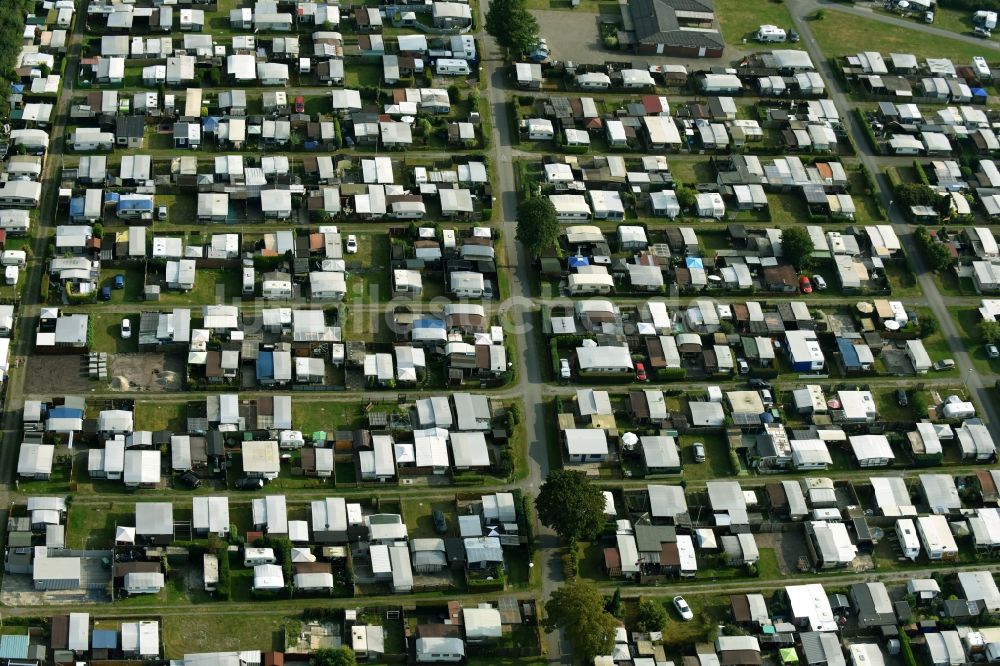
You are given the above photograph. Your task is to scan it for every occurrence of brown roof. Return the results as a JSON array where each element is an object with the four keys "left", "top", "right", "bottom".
[
  {"left": 294, "top": 562, "right": 332, "bottom": 575},
  {"left": 730, "top": 594, "right": 752, "bottom": 623},
  {"left": 766, "top": 482, "right": 788, "bottom": 511},
  {"left": 645, "top": 336, "right": 666, "bottom": 368},
  {"left": 51, "top": 615, "right": 69, "bottom": 650},
  {"left": 629, "top": 391, "right": 649, "bottom": 418},
  {"left": 660, "top": 542, "right": 680, "bottom": 567},
  {"left": 300, "top": 447, "right": 316, "bottom": 472},
  {"left": 416, "top": 624, "right": 463, "bottom": 639},
  {"left": 114, "top": 561, "right": 161, "bottom": 581},
  {"left": 603, "top": 547, "right": 621, "bottom": 570},
  {"left": 978, "top": 470, "right": 998, "bottom": 500},
  {"left": 762, "top": 264, "right": 797, "bottom": 289},
  {"left": 264, "top": 652, "right": 284, "bottom": 666},
  {"left": 718, "top": 650, "right": 762, "bottom": 666}
]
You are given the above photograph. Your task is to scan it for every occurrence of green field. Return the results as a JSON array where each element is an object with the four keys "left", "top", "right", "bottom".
[
  {"left": 811, "top": 10, "right": 992, "bottom": 62},
  {"left": 714, "top": 0, "right": 794, "bottom": 43}
]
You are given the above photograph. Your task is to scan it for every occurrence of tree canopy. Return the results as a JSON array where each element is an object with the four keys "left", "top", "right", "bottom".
[
  {"left": 675, "top": 186, "right": 697, "bottom": 211},
  {"left": 543, "top": 580, "right": 618, "bottom": 662},
  {"left": 636, "top": 599, "right": 668, "bottom": 632},
  {"left": 780, "top": 226, "right": 815, "bottom": 271},
  {"left": 516, "top": 197, "right": 560, "bottom": 258},
  {"left": 535, "top": 469, "right": 606, "bottom": 543},
  {"left": 915, "top": 226, "right": 956, "bottom": 272},
  {"left": 310, "top": 648, "right": 356, "bottom": 666},
  {"left": 485, "top": 0, "right": 540, "bottom": 54}
]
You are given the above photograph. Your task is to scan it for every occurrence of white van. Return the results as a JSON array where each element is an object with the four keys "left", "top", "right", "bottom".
[
  {"left": 4, "top": 265, "right": 18, "bottom": 286},
  {"left": 755, "top": 24, "right": 786, "bottom": 43},
  {"left": 1, "top": 250, "right": 26, "bottom": 267},
  {"left": 435, "top": 58, "right": 471, "bottom": 76},
  {"left": 242, "top": 267, "right": 255, "bottom": 295}
]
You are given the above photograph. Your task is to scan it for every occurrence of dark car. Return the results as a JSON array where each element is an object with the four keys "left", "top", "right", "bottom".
[
  {"left": 748, "top": 378, "right": 771, "bottom": 389},
  {"left": 113, "top": 274, "right": 125, "bottom": 289},
  {"left": 432, "top": 509, "right": 449, "bottom": 535},
  {"left": 789, "top": 28, "right": 799, "bottom": 42},
  {"left": 897, "top": 389, "right": 909, "bottom": 407},
  {"left": 100, "top": 286, "right": 112, "bottom": 301},
  {"left": 236, "top": 477, "right": 264, "bottom": 490},
  {"left": 179, "top": 471, "right": 201, "bottom": 489}
]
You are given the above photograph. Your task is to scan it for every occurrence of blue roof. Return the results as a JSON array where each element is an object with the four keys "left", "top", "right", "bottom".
[
  {"left": 686, "top": 257, "right": 704, "bottom": 269},
  {"left": 9, "top": 84, "right": 24, "bottom": 94},
  {"left": 972, "top": 87, "right": 988, "bottom": 97},
  {"left": 0, "top": 635, "right": 29, "bottom": 659},
  {"left": 256, "top": 351, "right": 274, "bottom": 379},
  {"left": 69, "top": 197, "right": 85, "bottom": 216},
  {"left": 202, "top": 117, "right": 221, "bottom": 132},
  {"left": 91, "top": 630, "right": 117, "bottom": 650},
  {"left": 117, "top": 198, "right": 154, "bottom": 213},
  {"left": 413, "top": 317, "right": 445, "bottom": 330},
  {"left": 49, "top": 406, "right": 83, "bottom": 419},
  {"left": 104, "top": 192, "right": 121, "bottom": 203},
  {"left": 836, "top": 337, "right": 860, "bottom": 368},
  {"left": 568, "top": 256, "right": 589, "bottom": 268}
]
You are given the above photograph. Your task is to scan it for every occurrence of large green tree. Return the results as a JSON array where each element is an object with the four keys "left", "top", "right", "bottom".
[
  {"left": 780, "top": 226, "right": 815, "bottom": 271},
  {"left": 636, "top": 598, "right": 668, "bottom": 632},
  {"left": 543, "top": 580, "right": 618, "bottom": 662},
  {"left": 485, "top": 0, "right": 540, "bottom": 54},
  {"left": 535, "top": 469, "right": 606, "bottom": 543},
  {"left": 516, "top": 197, "right": 559, "bottom": 258},
  {"left": 310, "top": 648, "right": 356, "bottom": 666}
]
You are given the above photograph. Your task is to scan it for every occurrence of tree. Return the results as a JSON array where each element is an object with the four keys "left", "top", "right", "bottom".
[
  {"left": 543, "top": 580, "right": 618, "bottom": 662},
  {"left": 310, "top": 648, "right": 356, "bottom": 666},
  {"left": 485, "top": 0, "right": 539, "bottom": 55},
  {"left": 675, "top": 186, "right": 697, "bottom": 212},
  {"left": 605, "top": 587, "right": 623, "bottom": 618},
  {"left": 516, "top": 197, "right": 559, "bottom": 258},
  {"left": 781, "top": 226, "right": 815, "bottom": 271},
  {"left": 535, "top": 469, "right": 606, "bottom": 543},
  {"left": 981, "top": 321, "right": 1000, "bottom": 346},
  {"left": 636, "top": 599, "right": 668, "bottom": 632}
]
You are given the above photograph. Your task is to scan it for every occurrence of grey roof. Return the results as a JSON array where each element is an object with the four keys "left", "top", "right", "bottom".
[
  {"left": 800, "top": 632, "right": 845, "bottom": 666},
  {"left": 629, "top": 0, "right": 724, "bottom": 49}
]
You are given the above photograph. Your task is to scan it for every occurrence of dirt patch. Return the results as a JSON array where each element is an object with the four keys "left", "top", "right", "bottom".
[
  {"left": 24, "top": 355, "right": 97, "bottom": 395},
  {"left": 109, "top": 353, "right": 184, "bottom": 392}
]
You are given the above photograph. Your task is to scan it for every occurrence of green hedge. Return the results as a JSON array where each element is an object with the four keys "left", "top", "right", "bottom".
[{"left": 654, "top": 367, "right": 687, "bottom": 381}]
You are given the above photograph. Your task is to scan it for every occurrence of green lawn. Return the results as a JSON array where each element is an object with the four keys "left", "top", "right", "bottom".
[
  {"left": 811, "top": 11, "right": 993, "bottom": 62},
  {"left": 679, "top": 433, "right": 730, "bottom": 481},
  {"left": 666, "top": 159, "right": 714, "bottom": 187},
  {"left": 401, "top": 498, "right": 456, "bottom": 538},
  {"left": 134, "top": 401, "right": 188, "bottom": 432},
  {"left": 875, "top": 4, "right": 995, "bottom": 42},
  {"left": 162, "top": 614, "right": 295, "bottom": 658},
  {"left": 344, "top": 64, "right": 381, "bottom": 89},
  {"left": 88, "top": 312, "right": 139, "bottom": 354},
  {"left": 97, "top": 266, "right": 146, "bottom": 304},
  {"left": 153, "top": 194, "right": 198, "bottom": 228},
  {"left": 714, "top": 0, "right": 794, "bottom": 43},
  {"left": 156, "top": 268, "right": 243, "bottom": 305},
  {"left": 65, "top": 502, "right": 132, "bottom": 549},
  {"left": 291, "top": 400, "right": 366, "bottom": 434}
]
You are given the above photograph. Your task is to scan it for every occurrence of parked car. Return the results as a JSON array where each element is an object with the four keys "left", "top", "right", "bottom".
[
  {"left": 236, "top": 477, "right": 264, "bottom": 490},
  {"left": 748, "top": 378, "right": 771, "bottom": 390},
  {"left": 346, "top": 235, "right": 358, "bottom": 254},
  {"left": 636, "top": 362, "right": 648, "bottom": 382},
  {"left": 113, "top": 274, "right": 125, "bottom": 289},
  {"left": 673, "top": 596, "right": 694, "bottom": 621},
  {"left": 693, "top": 443, "right": 706, "bottom": 463},
  {"left": 812, "top": 274, "right": 827, "bottom": 290},
  {"left": 120, "top": 318, "right": 131, "bottom": 339},
  {"left": 100, "top": 286, "right": 112, "bottom": 301},
  {"left": 934, "top": 359, "right": 956, "bottom": 370},
  {"left": 737, "top": 359, "right": 750, "bottom": 375},
  {"left": 560, "top": 358, "right": 571, "bottom": 380},
  {"left": 294, "top": 95, "right": 305, "bottom": 113},
  {"left": 760, "top": 389, "right": 774, "bottom": 407},
  {"left": 976, "top": 26, "right": 992, "bottom": 37},
  {"left": 179, "top": 471, "right": 201, "bottom": 489},
  {"left": 157, "top": 205, "right": 168, "bottom": 221},
  {"left": 924, "top": 10, "right": 934, "bottom": 22},
  {"left": 788, "top": 28, "right": 799, "bottom": 42},
  {"left": 988, "top": 344, "right": 999, "bottom": 359},
  {"left": 433, "top": 510, "right": 449, "bottom": 535},
  {"left": 799, "top": 275, "right": 813, "bottom": 294},
  {"left": 897, "top": 389, "right": 908, "bottom": 407}
]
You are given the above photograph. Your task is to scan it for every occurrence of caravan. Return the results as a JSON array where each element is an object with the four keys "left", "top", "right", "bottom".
[
  {"left": 756, "top": 25, "right": 786, "bottom": 43},
  {"left": 435, "top": 59, "right": 471, "bottom": 76}
]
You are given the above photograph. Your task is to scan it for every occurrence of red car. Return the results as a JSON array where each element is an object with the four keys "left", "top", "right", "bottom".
[
  {"left": 636, "top": 362, "right": 648, "bottom": 381},
  {"left": 799, "top": 275, "right": 813, "bottom": 294},
  {"left": 294, "top": 96, "right": 305, "bottom": 113}
]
